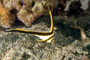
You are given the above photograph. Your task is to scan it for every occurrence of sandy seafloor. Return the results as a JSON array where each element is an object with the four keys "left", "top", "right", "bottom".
[{"left": 0, "top": 10, "right": 90, "bottom": 60}]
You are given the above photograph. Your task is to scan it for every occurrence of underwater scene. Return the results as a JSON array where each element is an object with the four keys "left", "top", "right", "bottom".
[{"left": 0, "top": 0, "right": 90, "bottom": 60}]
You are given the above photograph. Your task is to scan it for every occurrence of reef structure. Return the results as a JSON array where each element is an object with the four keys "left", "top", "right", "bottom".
[
  {"left": 0, "top": 0, "right": 58, "bottom": 28},
  {"left": 0, "top": 0, "right": 90, "bottom": 28}
]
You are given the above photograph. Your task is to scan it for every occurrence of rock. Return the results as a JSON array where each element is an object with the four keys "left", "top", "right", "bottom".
[{"left": 0, "top": 14, "right": 90, "bottom": 60}]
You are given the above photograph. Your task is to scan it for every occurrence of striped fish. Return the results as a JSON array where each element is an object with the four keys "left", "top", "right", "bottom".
[{"left": 6, "top": 6, "right": 54, "bottom": 43}]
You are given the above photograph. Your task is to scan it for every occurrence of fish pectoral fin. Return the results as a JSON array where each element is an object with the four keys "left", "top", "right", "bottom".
[
  {"left": 37, "top": 35, "right": 54, "bottom": 43},
  {"left": 37, "top": 38, "right": 54, "bottom": 44}
]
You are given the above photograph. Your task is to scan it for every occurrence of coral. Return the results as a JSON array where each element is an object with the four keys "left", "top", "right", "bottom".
[
  {"left": 0, "top": 0, "right": 58, "bottom": 28},
  {"left": 0, "top": 4, "right": 15, "bottom": 28},
  {"left": 64, "top": 0, "right": 90, "bottom": 11},
  {"left": 16, "top": 0, "right": 58, "bottom": 27},
  {"left": 0, "top": 0, "right": 90, "bottom": 28}
]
